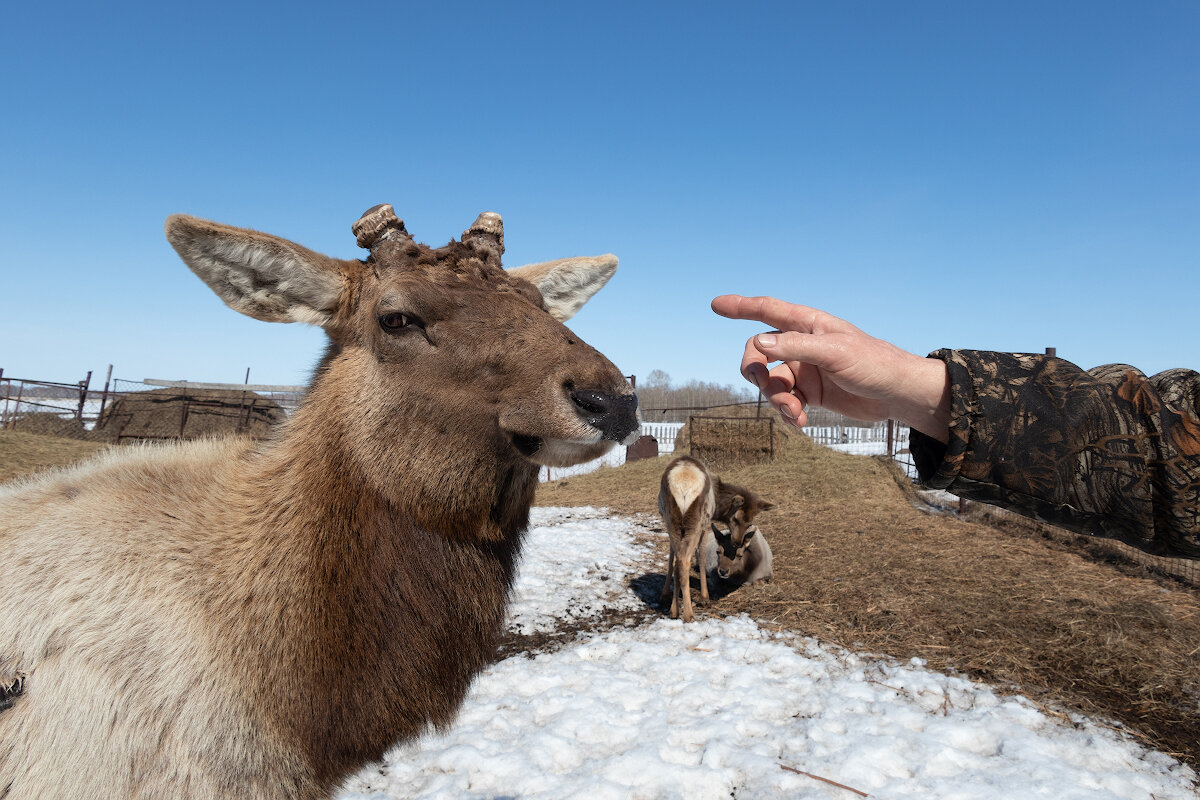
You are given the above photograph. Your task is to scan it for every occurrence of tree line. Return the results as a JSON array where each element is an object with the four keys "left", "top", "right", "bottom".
[{"left": 634, "top": 369, "right": 758, "bottom": 423}]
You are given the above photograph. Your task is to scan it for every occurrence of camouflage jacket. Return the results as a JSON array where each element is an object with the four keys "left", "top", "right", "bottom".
[{"left": 910, "top": 350, "right": 1200, "bottom": 559}]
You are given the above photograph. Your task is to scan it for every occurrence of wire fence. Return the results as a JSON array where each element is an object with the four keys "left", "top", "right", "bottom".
[{"left": 0, "top": 371, "right": 94, "bottom": 428}]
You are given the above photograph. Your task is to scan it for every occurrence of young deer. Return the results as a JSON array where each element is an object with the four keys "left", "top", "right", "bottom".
[
  {"left": 713, "top": 477, "right": 776, "bottom": 545},
  {"left": 0, "top": 205, "right": 638, "bottom": 799},
  {"left": 712, "top": 523, "right": 774, "bottom": 585},
  {"left": 657, "top": 455, "right": 716, "bottom": 623}
]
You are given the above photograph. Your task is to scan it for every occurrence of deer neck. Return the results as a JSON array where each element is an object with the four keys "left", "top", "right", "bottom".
[{"left": 221, "top": 388, "right": 535, "bottom": 785}]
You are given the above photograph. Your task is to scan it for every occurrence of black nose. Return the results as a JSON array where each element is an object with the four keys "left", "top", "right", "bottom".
[{"left": 570, "top": 390, "right": 639, "bottom": 441}]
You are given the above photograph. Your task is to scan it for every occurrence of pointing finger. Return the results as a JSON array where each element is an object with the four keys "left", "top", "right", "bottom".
[{"left": 712, "top": 295, "right": 860, "bottom": 336}]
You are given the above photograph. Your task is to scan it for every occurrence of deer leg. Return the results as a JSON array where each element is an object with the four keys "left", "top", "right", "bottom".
[
  {"left": 660, "top": 545, "right": 675, "bottom": 608},
  {"left": 677, "top": 534, "right": 700, "bottom": 623},
  {"left": 695, "top": 541, "right": 711, "bottom": 606}
]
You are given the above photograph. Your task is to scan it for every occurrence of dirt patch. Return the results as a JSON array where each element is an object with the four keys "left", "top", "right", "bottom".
[{"left": 537, "top": 441, "right": 1200, "bottom": 769}]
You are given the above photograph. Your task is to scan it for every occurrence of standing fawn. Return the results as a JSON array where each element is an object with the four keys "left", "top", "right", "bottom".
[
  {"left": 658, "top": 455, "right": 716, "bottom": 623},
  {"left": 0, "top": 205, "right": 639, "bottom": 799}
]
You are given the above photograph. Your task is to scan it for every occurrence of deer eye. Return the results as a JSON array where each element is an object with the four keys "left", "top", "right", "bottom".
[{"left": 378, "top": 312, "right": 422, "bottom": 332}]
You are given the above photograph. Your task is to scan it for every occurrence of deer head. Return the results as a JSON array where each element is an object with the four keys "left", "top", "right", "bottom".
[
  {"left": 714, "top": 479, "right": 776, "bottom": 545},
  {"left": 164, "top": 205, "right": 639, "bottom": 534},
  {"left": 714, "top": 524, "right": 759, "bottom": 581}
]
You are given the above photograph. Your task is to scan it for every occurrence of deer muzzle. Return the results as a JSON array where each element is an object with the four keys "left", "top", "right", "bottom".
[{"left": 571, "top": 389, "right": 640, "bottom": 444}]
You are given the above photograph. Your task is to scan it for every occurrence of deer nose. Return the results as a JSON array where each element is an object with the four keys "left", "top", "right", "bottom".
[{"left": 570, "top": 389, "right": 640, "bottom": 442}]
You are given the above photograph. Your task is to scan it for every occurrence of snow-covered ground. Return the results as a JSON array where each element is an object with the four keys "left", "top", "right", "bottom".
[{"left": 337, "top": 508, "right": 1199, "bottom": 800}]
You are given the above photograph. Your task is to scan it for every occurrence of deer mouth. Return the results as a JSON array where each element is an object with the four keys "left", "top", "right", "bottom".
[
  {"left": 504, "top": 427, "right": 625, "bottom": 468},
  {"left": 509, "top": 433, "right": 544, "bottom": 459},
  {"left": 501, "top": 389, "right": 640, "bottom": 467}
]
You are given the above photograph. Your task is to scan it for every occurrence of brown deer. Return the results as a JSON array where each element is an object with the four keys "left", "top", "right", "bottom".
[
  {"left": 0, "top": 205, "right": 639, "bottom": 799},
  {"left": 712, "top": 523, "right": 774, "bottom": 586},
  {"left": 713, "top": 477, "right": 776, "bottom": 545},
  {"left": 657, "top": 455, "right": 716, "bottom": 623}
]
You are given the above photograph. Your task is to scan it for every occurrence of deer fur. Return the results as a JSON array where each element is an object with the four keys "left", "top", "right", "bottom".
[
  {"left": 0, "top": 210, "right": 639, "bottom": 799},
  {"left": 713, "top": 476, "right": 776, "bottom": 545},
  {"left": 657, "top": 455, "right": 716, "bottom": 623},
  {"left": 712, "top": 523, "right": 774, "bottom": 585}
]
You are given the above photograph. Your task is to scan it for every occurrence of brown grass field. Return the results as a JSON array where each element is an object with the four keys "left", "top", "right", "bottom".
[
  {"left": 4, "top": 424, "right": 1199, "bottom": 769},
  {"left": 0, "top": 429, "right": 109, "bottom": 484}
]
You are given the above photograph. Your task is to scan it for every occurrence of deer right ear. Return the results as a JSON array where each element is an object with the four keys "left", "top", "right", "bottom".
[
  {"left": 165, "top": 214, "right": 346, "bottom": 327},
  {"left": 507, "top": 254, "right": 618, "bottom": 322}
]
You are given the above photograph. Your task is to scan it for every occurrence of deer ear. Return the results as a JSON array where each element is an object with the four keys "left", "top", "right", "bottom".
[
  {"left": 743, "top": 527, "right": 758, "bottom": 542},
  {"left": 757, "top": 500, "right": 777, "bottom": 512},
  {"left": 166, "top": 215, "right": 346, "bottom": 327},
  {"left": 508, "top": 254, "right": 618, "bottom": 322}
]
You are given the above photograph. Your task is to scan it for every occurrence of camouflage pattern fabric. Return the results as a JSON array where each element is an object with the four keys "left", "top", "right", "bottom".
[{"left": 910, "top": 350, "right": 1200, "bottom": 559}]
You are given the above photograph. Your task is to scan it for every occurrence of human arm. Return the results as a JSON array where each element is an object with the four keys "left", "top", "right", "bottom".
[
  {"left": 913, "top": 350, "right": 1200, "bottom": 558},
  {"left": 711, "top": 294, "right": 1200, "bottom": 558}
]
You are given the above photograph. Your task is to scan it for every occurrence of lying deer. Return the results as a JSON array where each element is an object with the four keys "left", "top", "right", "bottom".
[
  {"left": 712, "top": 523, "right": 774, "bottom": 585},
  {"left": 0, "top": 205, "right": 639, "bottom": 799}
]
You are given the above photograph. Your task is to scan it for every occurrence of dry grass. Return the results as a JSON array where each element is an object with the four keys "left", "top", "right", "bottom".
[
  {"left": 537, "top": 431, "right": 1200, "bottom": 769},
  {"left": 0, "top": 430, "right": 109, "bottom": 484}
]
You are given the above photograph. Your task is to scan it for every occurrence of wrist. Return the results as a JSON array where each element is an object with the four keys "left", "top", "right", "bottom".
[{"left": 897, "top": 355, "right": 951, "bottom": 443}]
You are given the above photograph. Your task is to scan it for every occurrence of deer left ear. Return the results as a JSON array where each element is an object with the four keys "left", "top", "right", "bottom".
[
  {"left": 508, "top": 255, "right": 618, "bottom": 322},
  {"left": 757, "top": 500, "right": 777, "bottom": 512}
]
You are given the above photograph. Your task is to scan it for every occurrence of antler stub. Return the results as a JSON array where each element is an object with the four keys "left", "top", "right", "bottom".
[
  {"left": 353, "top": 203, "right": 410, "bottom": 250},
  {"left": 461, "top": 212, "right": 504, "bottom": 257}
]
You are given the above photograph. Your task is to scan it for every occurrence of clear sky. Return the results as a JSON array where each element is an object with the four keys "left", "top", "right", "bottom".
[{"left": 1, "top": 1, "right": 1196, "bottom": 392}]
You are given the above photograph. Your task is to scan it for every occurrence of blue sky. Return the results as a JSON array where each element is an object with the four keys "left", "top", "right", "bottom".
[{"left": 1, "top": 1, "right": 1196, "bottom": 392}]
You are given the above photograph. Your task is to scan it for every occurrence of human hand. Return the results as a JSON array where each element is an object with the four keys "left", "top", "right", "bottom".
[{"left": 711, "top": 295, "right": 951, "bottom": 443}]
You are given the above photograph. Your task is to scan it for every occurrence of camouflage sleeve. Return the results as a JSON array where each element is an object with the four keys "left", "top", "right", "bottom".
[{"left": 909, "top": 350, "right": 1200, "bottom": 558}]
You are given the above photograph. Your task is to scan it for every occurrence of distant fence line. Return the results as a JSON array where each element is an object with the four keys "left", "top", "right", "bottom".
[
  {"left": 0, "top": 371, "right": 308, "bottom": 432},
  {"left": 3, "top": 369, "right": 1193, "bottom": 587}
]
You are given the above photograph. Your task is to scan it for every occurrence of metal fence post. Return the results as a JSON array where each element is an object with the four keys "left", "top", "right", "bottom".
[
  {"left": 76, "top": 371, "right": 92, "bottom": 421},
  {"left": 97, "top": 365, "right": 113, "bottom": 423}
]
